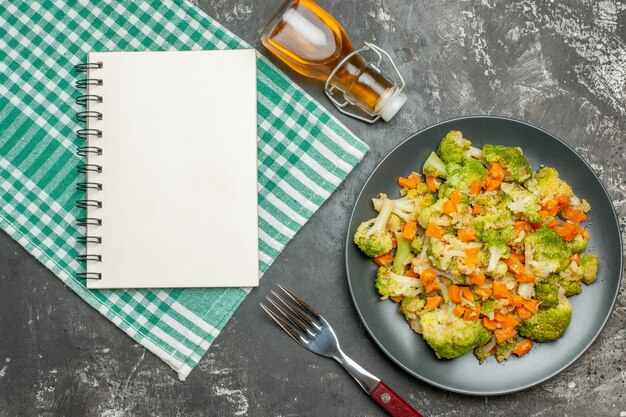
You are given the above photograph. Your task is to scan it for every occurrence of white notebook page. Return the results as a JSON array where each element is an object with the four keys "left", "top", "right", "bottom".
[{"left": 85, "top": 49, "right": 258, "bottom": 288}]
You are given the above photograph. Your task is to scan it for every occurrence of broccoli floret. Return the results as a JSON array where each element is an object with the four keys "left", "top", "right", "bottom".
[
  {"left": 400, "top": 296, "right": 426, "bottom": 321},
  {"left": 438, "top": 131, "right": 471, "bottom": 164},
  {"left": 480, "top": 226, "right": 514, "bottom": 272},
  {"left": 423, "top": 151, "right": 448, "bottom": 178},
  {"left": 427, "top": 238, "right": 452, "bottom": 270},
  {"left": 446, "top": 158, "right": 487, "bottom": 192},
  {"left": 473, "top": 344, "right": 493, "bottom": 363},
  {"left": 524, "top": 227, "right": 569, "bottom": 279},
  {"left": 403, "top": 183, "right": 430, "bottom": 198},
  {"left": 415, "top": 193, "right": 435, "bottom": 210},
  {"left": 392, "top": 233, "right": 412, "bottom": 275},
  {"left": 410, "top": 236, "right": 423, "bottom": 255},
  {"left": 518, "top": 297, "right": 572, "bottom": 342},
  {"left": 375, "top": 266, "right": 422, "bottom": 298},
  {"left": 560, "top": 279, "right": 582, "bottom": 297},
  {"left": 580, "top": 254, "right": 598, "bottom": 285},
  {"left": 354, "top": 199, "right": 395, "bottom": 258},
  {"left": 473, "top": 190, "right": 506, "bottom": 207},
  {"left": 524, "top": 167, "right": 573, "bottom": 204},
  {"left": 420, "top": 308, "right": 491, "bottom": 359},
  {"left": 567, "top": 235, "right": 588, "bottom": 254},
  {"left": 418, "top": 199, "right": 445, "bottom": 229},
  {"left": 490, "top": 261, "right": 508, "bottom": 278},
  {"left": 500, "top": 182, "right": 541, "bottom": 223},
  {"left": 481, "top": 300, "right": 498, "bottom": 316},
  {"left": 495, "top": 339, "right": 517, "bottom": 363},
  {"left": 534, "top": 282, "right": 559, "bottom": 309},
  {"left": 482, "top": 144, "right": 532, "bottom": 182},
  {"left": 472, "top": 207, "right": 514, "bottom": 239}
]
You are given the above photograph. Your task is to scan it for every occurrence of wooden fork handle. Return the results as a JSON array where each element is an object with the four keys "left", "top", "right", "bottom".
[{"left": 370, "top": 381, "right": 424, "bottom": 417}]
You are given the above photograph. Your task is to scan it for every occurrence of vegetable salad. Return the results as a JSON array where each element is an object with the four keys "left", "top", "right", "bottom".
[{"left": 354, "top": 131, "right": 598, "bottom": 362}]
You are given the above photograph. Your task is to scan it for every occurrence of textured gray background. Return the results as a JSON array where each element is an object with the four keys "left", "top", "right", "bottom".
[{"left": 1, "top": 0, "right": 625, "bottom": 416}]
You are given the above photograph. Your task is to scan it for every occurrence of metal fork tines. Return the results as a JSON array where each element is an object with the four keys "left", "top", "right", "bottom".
[{"left": 260, "top": 284, "right": 380, "bottom": 394}]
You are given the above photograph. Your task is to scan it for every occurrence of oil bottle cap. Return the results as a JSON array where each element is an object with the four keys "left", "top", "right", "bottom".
[{"left": 379, "top": 90, "right": 407, "bottom": 122}]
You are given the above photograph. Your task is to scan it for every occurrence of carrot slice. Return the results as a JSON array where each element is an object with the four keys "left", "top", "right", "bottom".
[
  {"left": 578, "top": 225, "right": 590, "bottom": 240},
  {"left": 449, "top": 189, "right": 463, "bottom": 203},
  {"left": 469, "top": 272, "right": 485, "bottom": 286},
  {"left": 425, "top": 281, "right": 441, "bottom": 294},
  {"left": 472, "top": 204, "right": 483, "bottom": 215},
  {"left": 448, "top": 285, "right": 461, "bottom": 304},
  {"left": 513, "top": 221, "right": 531, "bottom": 236},
  {"left": 516, "top": 307, "right": 532, "bottom": 319},
  {"left": 510, "top": 295, "right": 524, "bottom": 307},
  {"left": 463, "top": 247, "right": 480, "bottom": 266},
  {"left": 453, "top": 304, "right": 465, "bottom": 317},
  {"left": 463, "top": 307, "right": 480, "bottom": 321},
  {"left": 469, "top": 179, "right": 482, "bottom": 195},
  {"left": 501, "top": 314, "right": 519, "bottom": 330},
  {"left": 420, "top": 269, "right": 437, "bottom": 286},
  {"left": 542, "top": 199, "right": 559, "bottom": 216},
  {"left": 487, "top": 163, "right": 505, "bottom": 181},
  {"left": 390, "top": 295, "right": 404, "bottom": 303},
  {"left": 401, "top": 221, "right": 417, "bottom": 240},
  {"left": 482, "top": 317, "right": 499, "bottom": 330},
  {"left": 513, "top": 339, "right": 534, "bottom": 356},
  {"left": 374, "top": 253, "right": 394, "bottom": 266},
  {"left": 504, "top": 256, "right": 524, "bottom": 275},
  {"left": 458, "top": 227, "right": 477, "bottom": 242},
  {"left": 522, "top": 299, "right": 539, "bottom": 313},
  {"left": 494, "top": 328, "right": 516, "bottom": 343},
  {"left": 398, "top": 173, "right": 421, "bottom": 189},
  {"left": 562, "top": 206, "right": 587, "bottom": 223},
  {"left": 475, "top": 287, "right": 492, "bottom": 300},
  {"left": 443, "top": 200, "right": 457, "bottom": 214},
  {"left": 425, "top": 175, "right": 438, "bottom": 192},
  {"left": 462, "top": 286, "right": 474, "bottom": 302},
  {"left": 405, "top": 268, "right": 419, "bottom": 278},
  {"left": 553, "top": 221, "right": 578, "bottom": 241},
  {"left": 424, "top": 296, "right": 443, "bottom": 311},
  {"left": 425, "top": 223, "right": 444, "bottom": 238},
  {"left": 516, "top": 271, "right": 535, "bottom": 284},
  {"left": 492, "top": 282, "right": 510, "bottom": 299},
  {"left": 494, "top": 311, "right": 507, "bottom": 322}
]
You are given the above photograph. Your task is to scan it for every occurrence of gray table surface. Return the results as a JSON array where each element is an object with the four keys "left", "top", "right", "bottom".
[{"left": 1, "top": 0, "right": 625, "bottom": 416}]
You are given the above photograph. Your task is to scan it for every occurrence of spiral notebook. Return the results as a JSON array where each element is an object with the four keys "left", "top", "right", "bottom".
[{"left": 76, "top": 49, "right": 259, "bottom": 289}]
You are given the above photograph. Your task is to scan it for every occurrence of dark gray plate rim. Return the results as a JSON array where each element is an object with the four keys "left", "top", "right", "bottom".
[{"left": 345, "top": 115, "right": 623, "bottom": 396}]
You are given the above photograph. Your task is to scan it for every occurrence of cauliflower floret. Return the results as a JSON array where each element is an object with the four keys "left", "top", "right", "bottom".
[
  {"left": 372, "top": 195, "right": 418, "bottom": 222},
  {"left": 500, "top": 182, "right": 541, "bottom": 223},
  {"left": 445, "top": 157, "right": 487, "bottom": 192},
  {"left": 482, "top": 144, "right": 532, "bottom": 182},
  {"left": 524, "top": 227, "right": 569, "bottom": 279},
  {"left": 375, "top": 267, "right": 422, "bottom": 298},
  {"left": 423, "top": 151, "right": 448, "bottom": 178},
  {"left": 518, "top": 296, "right": 572, "bottom": 342},
  {"left": 438, "top": 131, "right": 472, "bottom": 164},
  {"left": 420, "top": 307, "right": 491, "bottom": 359},
  {"left": 524, "top": 167, "right": 573, "bottom": 204}
]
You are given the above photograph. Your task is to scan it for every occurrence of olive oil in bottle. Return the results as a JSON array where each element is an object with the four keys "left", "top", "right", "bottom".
[{"left": 261, "top": 0, "right": 406, "bottom": 122}]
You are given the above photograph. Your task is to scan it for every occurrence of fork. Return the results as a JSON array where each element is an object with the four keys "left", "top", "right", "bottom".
[{"left": 260, "top": 284, "right": 424, "bottom": 417}]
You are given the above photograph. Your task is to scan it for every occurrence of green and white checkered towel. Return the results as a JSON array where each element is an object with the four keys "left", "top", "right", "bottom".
[{"left": 0, "top": 0, "right": 368, "bottom": 379}]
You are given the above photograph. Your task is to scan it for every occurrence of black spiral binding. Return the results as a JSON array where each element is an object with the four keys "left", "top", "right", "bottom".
[{"left": 75, "top": 61, "right": 104, "bottom": 280}]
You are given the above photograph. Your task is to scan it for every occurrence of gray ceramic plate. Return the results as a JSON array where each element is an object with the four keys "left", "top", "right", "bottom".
[{"left": 345, "top": 116, "right": 623, "bottom": 395}]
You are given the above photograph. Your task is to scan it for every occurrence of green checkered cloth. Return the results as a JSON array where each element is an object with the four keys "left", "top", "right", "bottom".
[{"left": 0, "top": 0, "right": 368, "bottom": 379}]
